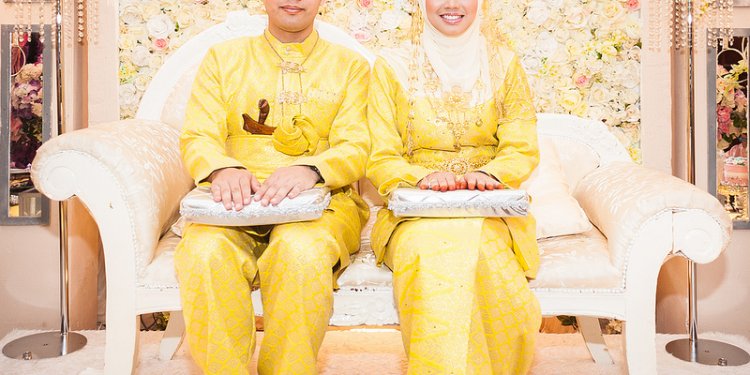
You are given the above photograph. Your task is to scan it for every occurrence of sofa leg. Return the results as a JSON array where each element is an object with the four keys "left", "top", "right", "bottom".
[
  {"left": 578, "top": 316, "right": 614, "bottom": 365},
  {"left": 104, "top": 314, "right": 140, "bottom": 375},
  {"left": 624, "top": 312, "right": 658, "bottom": 374},
  {"left": 159, "top": 310, "right": 186, "bottom": 361}
]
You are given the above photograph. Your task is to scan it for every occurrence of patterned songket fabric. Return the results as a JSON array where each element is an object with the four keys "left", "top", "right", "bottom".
[
  {"left": 175, "top": 29, "right": 370, "bottom": 374},
  {"left": 366, "top": 1, "right": 542, "bottom": 373}
]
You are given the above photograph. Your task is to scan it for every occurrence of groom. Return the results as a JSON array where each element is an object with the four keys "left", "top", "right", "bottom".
[{"left": 174, "top": 0, "right": 370, "bottom": 373}]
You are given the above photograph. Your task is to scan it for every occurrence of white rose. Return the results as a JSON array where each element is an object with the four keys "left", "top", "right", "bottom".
[
  {"left": 175, "top": 10, "right": 196, "bottom": 29},
  {"left": 134, "top": 72, "right": 153, "bottom": 91},
  {"left": 589, "top": 83, "right": 612, "bottom": 103},
  {"left": 119, "top": 34, "right": 136, "bottom": 51},
  {"left": 119, "top": 83, "right": 139, "bottom": 109},
  {"left": 583, "top": 58, "right": 604, "bottom": 73},
  {"left": 378, "top": 10, "right": 405, "bottom": 32},
  {"left": 598, "top": 2, "right": 624, "bottom": 20},
  {"left": 547, "top": 0, "right": 564, "bottom": 10},
  {"left": 147, "top": 14, "right": 175, "bottom": 39},
  {"left": 621, "top": 87, "right": 640, "bottom": 105},
  {"left": 120, "top": 4, "right": 143, "bottom": 25},
  {"left": 620, "top": 60, "right": 640, "bottom": 89},
  {"left": 521, "top": 55, "right": 543, "bottom": 74},
  {"left": 534, "top": 31, "right": 558, "bottom": 57},
  {"left": 625, "top": 103, "right": 641, "bottom": 122},
  {"left": 130, "top": 45, "right": 151, "bottom": 67},
  {"left": 148, "top": 55, "right": 164, "bottom": 70},
  {"left": 554, "top": 28, "right": 571, "bottom": 43},
  {"left": 526, "top": 1, "right": 550, "bottom": 26},
  {"left": 559, "top": 88, "right": 583, "bottom": 112},
  {"left": 565, "top": 6, "right": 589, "bottom": 29},
  {"left": 349, "top": 10, "right": 369, "bottom": 31},
  {"left": 128, "top": 24, "right": 150, "bottom": 42},
  {"left": 141, "top": 3, "right": 162, "bottom": 20}
]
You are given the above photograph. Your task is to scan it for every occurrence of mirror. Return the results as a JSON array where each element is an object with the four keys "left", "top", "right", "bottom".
[
  {"left": 708, "top": 29, "right": 750, "bottom": 229},
  {"left": 1, "top": 24, "right": 52, "bottom": 225}
]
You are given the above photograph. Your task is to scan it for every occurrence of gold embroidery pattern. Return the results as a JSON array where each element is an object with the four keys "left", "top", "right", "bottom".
[{"left": 420, "top": 156, "right": 491, "bottom": 175}]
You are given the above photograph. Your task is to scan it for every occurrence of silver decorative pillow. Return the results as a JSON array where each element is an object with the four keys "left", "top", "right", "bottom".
[
  {"left": 180, "top": 186, "right": 331, "bottom": 226},
  {"left": 388, "top": 188, "right": 529, "bottom": 218}
]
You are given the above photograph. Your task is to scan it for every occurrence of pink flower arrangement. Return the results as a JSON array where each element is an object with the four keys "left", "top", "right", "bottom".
[
  {"left": 716, "top": 60, "right": 748, "bottom": 153},
  {"left": 10, "top": 62, "right": 44, "bottom": 169}
]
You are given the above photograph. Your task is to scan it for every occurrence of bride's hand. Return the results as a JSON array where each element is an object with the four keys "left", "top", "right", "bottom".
[
  {"left": 462, "top": 171, "right": 502, "bottom": 191},
  {"left": 418, "top": 171, "right": 462, "bottom": 192}
]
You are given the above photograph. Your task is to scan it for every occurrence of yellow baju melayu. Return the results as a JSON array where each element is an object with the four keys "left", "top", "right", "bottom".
[
  {"left": 175, "top": 30, "right": 370, "bottom": 375},
  {"left": 367, "top": 44, "right": 542, "bottom": 373}
]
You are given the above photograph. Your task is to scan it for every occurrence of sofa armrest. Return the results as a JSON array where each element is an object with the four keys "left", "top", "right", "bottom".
[
  {"left": 573, "top": 161, "right": 732, "bottom": 271},
  {"left": 32, "top": 119, "right": 194, "bottom": 282}
]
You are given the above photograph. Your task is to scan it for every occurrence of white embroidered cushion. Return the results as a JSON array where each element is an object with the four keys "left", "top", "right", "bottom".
[
  {"left": 522, "top": 137, "right": 593, "bottom": 239},
  {"left": 387, "top": 188, "right": 529, "bottom": 218},
  {"left": 179, "top": 186, "right": 331, "bottom": 226}
]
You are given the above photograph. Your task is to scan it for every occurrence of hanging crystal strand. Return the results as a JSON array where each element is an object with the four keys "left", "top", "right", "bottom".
[
  {"left": 76, "top": 0, "right": 85, "bottom": 44},
  {"left": 13, "top": 0, "right": 21, "bottom": 44},
  {"left": 87, "top": 0, "right": 98, "bottom": 45},
  {"left": 648, "top": 0, "right": 662, "bottom": 52},
  {"left": 719, "top": 0, "right": 734, "bottom": 48},
  {"left": 26, "top": 0, "right": 33, "bottom": 42},
  {"left": 671, "top": 0, "right": 688, "bottom": 49},
  {"left": 707, "top": 0, "right": 719, "bottom": 50},
  {"left": 39, "top": 0, "right": 46, "bottom": 44}
]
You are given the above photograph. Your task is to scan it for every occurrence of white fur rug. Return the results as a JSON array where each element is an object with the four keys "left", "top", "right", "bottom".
[{"left": 2, "top": 329, "right": 750, "bottom": 374}]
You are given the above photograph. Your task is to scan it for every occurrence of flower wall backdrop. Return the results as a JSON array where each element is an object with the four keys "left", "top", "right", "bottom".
[{"left": 118, "top": 0, "right": 642, "bottom": 161}]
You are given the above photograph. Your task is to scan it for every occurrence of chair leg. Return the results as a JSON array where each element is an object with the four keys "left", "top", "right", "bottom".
[
  {"left": 578, "top": 316, "right": 614, "bottom": 365},
  {"left": 159, "top": 310, "right": 186, "bottom": 361},
  {"left": 104, "top": 314, "right": 140, "bottom": 375}
]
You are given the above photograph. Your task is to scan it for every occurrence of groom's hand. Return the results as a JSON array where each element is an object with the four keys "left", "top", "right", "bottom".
[{"left": 254, "top": 166, "right": 321, "bottom": 206}]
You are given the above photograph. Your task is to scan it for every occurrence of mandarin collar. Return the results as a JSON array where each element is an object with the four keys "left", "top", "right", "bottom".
[{"left": 263, "top": 29, "right": 320, "bottom": 59}]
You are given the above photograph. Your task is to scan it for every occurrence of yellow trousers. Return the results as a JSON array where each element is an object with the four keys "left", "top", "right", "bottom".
[
  {"left": 385, "top": 218, "right": 541, "bottom": 375},
  {"left": 174, "top": 193, "right": 365, "bottom": 375}
]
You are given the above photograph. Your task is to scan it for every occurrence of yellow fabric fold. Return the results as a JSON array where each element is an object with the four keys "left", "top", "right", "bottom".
[{"left": 272, "top": 114, "right": 321, "bottom": 156}]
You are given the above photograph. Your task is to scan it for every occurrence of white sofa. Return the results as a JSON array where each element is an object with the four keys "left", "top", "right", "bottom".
[{"left": 31, "top": 13, "right": 731, "bottom": 375}]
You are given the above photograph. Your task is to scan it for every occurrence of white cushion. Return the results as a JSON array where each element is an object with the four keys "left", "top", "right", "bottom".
[
  {"left": 530, "top": 228, "right": 621, "bottom": 290},
  {"left": 522, "top": 137, "right": 593, "bottom": 239}
]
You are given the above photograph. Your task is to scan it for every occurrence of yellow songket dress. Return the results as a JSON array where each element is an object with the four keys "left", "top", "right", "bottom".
[
  {"left": 367, "top": 47, "right": 541, "bottom": 374},
  {"left": 175, "top": 30, "right": 370, "bottom": 375}
]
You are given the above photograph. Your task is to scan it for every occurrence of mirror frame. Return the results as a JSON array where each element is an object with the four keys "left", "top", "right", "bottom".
[{"left": 1, "top": 24, "right": 53, "bottom": 225}]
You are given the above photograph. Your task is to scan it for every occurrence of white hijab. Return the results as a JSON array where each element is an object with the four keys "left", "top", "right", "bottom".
[
  {"left": 420, "top": 0, "right": 489, "bottom": 93},
  {"left": 382, "top": 0, "right": 491, "bottom": 101}
]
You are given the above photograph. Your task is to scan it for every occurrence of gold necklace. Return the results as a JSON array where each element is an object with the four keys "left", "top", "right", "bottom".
[
  {"left": 263, "top": 32, "right": 320, "bottom": 120},
  {"left": 419, "top": 57, "right": 487, "bottom": 151}
]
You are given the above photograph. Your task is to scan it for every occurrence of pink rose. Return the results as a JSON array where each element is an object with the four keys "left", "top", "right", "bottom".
[
  {"left": 152, "top": 38, "right": 169, "bottom": 51},
  {"left": 574, "top": 74, "right": 590, "bottom": 88},
  {"left": 625, "top": 0, "right": 640, "bottom": 11},
  {"left": 717, "top": 105, "right": 733, "bottom": 135},
  {"left": 735, "top": 90, "right": 747, "bottom": 108},
  {"left": 353, "top": 30, "right": 372, "bottom": 43},
  {"left": 357, "top": 0, "right": 373, "bottom": 9},
  {"left": 10, "top": 116, "right": 23, "bottom": 142}
]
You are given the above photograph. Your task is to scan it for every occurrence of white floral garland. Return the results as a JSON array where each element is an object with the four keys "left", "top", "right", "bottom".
[{"left": 118, "top": 0, "right": 642, "bottom": 161}]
